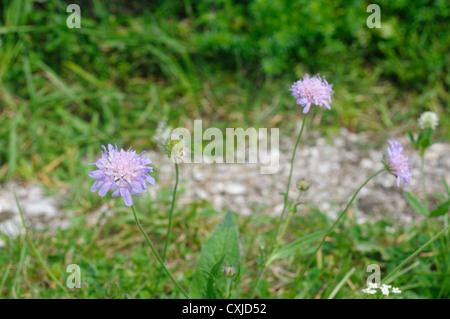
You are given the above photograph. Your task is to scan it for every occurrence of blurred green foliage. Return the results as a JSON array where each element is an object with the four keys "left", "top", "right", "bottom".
[
  {"left": 0, "top": 0, "right": 448, "bottom": 183},
  {"left": 191, "top": 0, "right": 450, "bottom": 86}
]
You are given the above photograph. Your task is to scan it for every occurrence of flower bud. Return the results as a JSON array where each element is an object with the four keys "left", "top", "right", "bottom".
[
  {"left": 296, "top": 179, "right": 310, "bottom": 192},
  {"left": 222, "top": 264, "right": 237, "bottom": 278},
  {"left": 164, "top": 138, "right": 190, "bottom": 162}
]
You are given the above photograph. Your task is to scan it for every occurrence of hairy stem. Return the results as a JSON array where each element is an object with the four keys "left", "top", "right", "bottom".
[
  {"left": 154, "top": 162, "right": 179, "bottom": 294},
  {"left": 131, "top": 205, "right": 188, "bottom": 298},
  {"left": 251, "top": 115, "right": 307, "bottom": 297}
]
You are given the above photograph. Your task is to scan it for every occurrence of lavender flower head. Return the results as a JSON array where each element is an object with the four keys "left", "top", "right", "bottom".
[
  {"left": 290, "top": 73, "right": 335, "bottom": 114},
  {"left": 385, "top": 140, "right": 412, "bottom": 187},
  {"left": 89, "top": 144, "right": 155, "bottom": 206}
]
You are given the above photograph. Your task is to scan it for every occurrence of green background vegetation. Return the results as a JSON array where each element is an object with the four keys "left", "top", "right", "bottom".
[{"left": 0, "top": 0, "right": 448, "bottom": 298}]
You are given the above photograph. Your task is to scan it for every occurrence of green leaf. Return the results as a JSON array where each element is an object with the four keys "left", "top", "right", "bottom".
[
  {"left": 266, "top": 231, "right": 325, "bottom": 266},
  {"left": 429, "top": 200, "right": 450, "bottom": 218},
  {"left": 443, "top": 177, "right": 450, "bottom": 197},
  {"left": 189, "top": 210, "right": 240, "bottom": 299},
  {"left": 405, "top": 192, "right": 428, "bottom": 216},
  {"left": 418, "top": 129, "right": 432, "bottom": 151},
  {"left": 430, "top": 135, "right": 447, "bottom": 146},
  {"left": 204, "top": 255, "right": 226, "bottom": 299},
  {"left": 407, "top": 131, "right": 417, "bottom": 149},
  {"left": 327, "top": 267, "right": 355, "bottom": 299}
]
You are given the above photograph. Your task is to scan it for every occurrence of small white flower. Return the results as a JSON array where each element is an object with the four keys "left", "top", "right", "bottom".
[
  {"left": 418, "top": 111, "right": 439, "bottom": 130},
  {"left": 380, "top": 286, "right": 390, "bottom": 296},
  {"left": 368, "top": 283, "right": 379, "bottom": 289},
  {"left": 392, "top": 287, "right": 402, "bottom": 294},
  {"left": 362, "top": 288, "right": 377, "bottom": 295}
]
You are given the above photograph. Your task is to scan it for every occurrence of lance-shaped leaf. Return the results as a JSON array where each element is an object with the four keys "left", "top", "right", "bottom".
[{"left": 189, "top": 210, "right": 240, "bottom": 298}]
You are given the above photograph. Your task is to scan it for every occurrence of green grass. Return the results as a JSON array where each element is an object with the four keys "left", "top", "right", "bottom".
[
  {"left": 0, "top": 0, "right": 449, "bottom": 299},
  {"left": 1, "top": 0, "right": 448, "bottom": 185},
  {"left": 1, "top": 191, "right": 449, "bottom": 298}
]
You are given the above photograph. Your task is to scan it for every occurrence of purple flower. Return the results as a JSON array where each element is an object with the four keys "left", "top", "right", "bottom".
[
  {"left": 89, "top": 144, "right": 155, "bottom": 206},
  {"left": 386, "top": 140, "right": 412, "bottom": 187},
  {"left": 290, "top": 73, "right": 335, "bottom": 114}
]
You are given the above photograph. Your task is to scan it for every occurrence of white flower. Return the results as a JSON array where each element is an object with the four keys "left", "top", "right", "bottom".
[
  {"left": 392, "top": 287, "right": 402, "bottom": 294},
  {"left": 362, "top": 283, "right": 402, "bottom": 297},
  {"left": 380, "top": 285, "right": 391, "bottom": 296},
  {"left": 362, "top": 288, "right": 377, "bottom": 295},
  {"left": 418, "top": 111, "right": 439, "bottom": 130},
  {"left": 368, "top": 283, "right": 379, "bottom": 289}
]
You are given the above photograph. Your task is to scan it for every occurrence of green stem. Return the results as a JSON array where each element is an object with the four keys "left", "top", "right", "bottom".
[
  {"left": 252, "top": 194, "right": 304, "bottom": 298},
  {"left": 154, "top": 162, "right": 179, "bottom": 293},
  {"left": 225, "top": 278, "right": 231, "bottom": 298},
  {"left": 420, "top": 156, "right": 429, "bottom": 212},
  {"left": 273, "top": 192, "right": 304, "bottom": 257},
  {"left": 294, "top": 168, "right": 386, "bottom": 290},
  {"left": 381, "top": 224, "right": 450, "bottom": 285},
  {"left": 421, "top": 155, "right": 441, "bottom": 272},
  {"left": 250, "top": 268, "right": 264, "bottom": 298},
  {"left": 131, "top": 205, "right": 188, "bottom": 299},
  {"left": 272, "top": 116, "right": 307, "bottom": 249},
  {"left": 251, "top": 115, "right": 307, "bottom": 297},
  {"left": 14, "top": 191, "right": 67, "bottom": 293}
]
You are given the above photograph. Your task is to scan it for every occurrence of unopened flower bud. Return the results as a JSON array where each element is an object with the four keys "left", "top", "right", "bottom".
[
  {"left": 164, "top": 138, "right": 190, "bottom": 162},
  {"left": 296, "top": 179, "right": 310, "bottom": 192},
  {"left": 222, "top": 265, "right": 237, "bottom": 278}
]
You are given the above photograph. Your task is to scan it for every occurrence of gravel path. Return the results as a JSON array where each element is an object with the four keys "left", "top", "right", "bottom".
[
  {"left": 1, "top": 128, "right": 449, "bottom": 245},
  {"left": 151, "top": 127, "right": 449, "bottom": 225}
]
